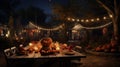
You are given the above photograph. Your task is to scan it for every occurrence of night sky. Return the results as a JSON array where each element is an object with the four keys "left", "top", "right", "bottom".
[
  {"left": 0, "top": 0, "right": 106, "bottom": 16},
  {"left": 15, "top": 0, "right": 106, "bottom": 14},
  {"left": 17, "top": 0, "right": 69, "bottom": 14},
  {"left": 0, "top": 0, "right": 107, "bottom": 24}
]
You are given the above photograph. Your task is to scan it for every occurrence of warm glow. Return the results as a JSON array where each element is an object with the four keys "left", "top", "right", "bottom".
[
  {"left": 103, "top": 16, "right": 107, "bottom": 19},
  {"left": 91, "top": 19, "right": 94, "bottom": 22},
  {"left": 15, "top": 37, "right": 19, "bottom": 40},
  {"left": 81, "top": 19, "right": 84, "bottom": 22},
  {"left": 109, "top": 14, "right": 113, "bottom": 18},
  {"left": 56, "top": 47, "right": 60, "bottom": 50},
  {"left": 6, "top": 30, "right": 10, "bottom": 37},
  {"left": 77, "top": 19, "right": 80, "bottom": 22},
  {"left": 72, "top": 18, "right": 75, "bottom": 21},
  {"left": 20, "top": 44, "right": 23, "bottom": 47},
  {"left": 67, "top": 18, "right": 71, "bottom": 20},
  {"left": 29, "top": 43, "right": 33, "bottom": 46},
  {"left": 34, "top": 46, "right": 38, "bottom": 51},
  {"left": 86, "top": 19, "right": 89, "bottom": 22},
  {"left": 6, "top": 34, "right": 9, "bottom": 37},
  {"left": 96, "top": 18, "right": 100, "bottom": 21},
  {"left": 55, "top": 42, "right": 60, "bottom": 50}
]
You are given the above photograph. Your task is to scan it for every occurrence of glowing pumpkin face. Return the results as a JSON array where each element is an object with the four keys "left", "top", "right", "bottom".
[{"left": 41, "top": 37, "right": 53, "bottom": 47}]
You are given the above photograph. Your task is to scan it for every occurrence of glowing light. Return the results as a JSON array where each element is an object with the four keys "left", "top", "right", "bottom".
[
  {"left": 77, "top": 19, "right": 80, "bottom": 22},
  {"left": 96, "top": 18, "right": 100, "bottom": 21},
  {"left": 109, "top": 14, "right": 113, "bottom": 18},
  {"left": 91, "top": 19, "right": 94, "bottom": 22},
  {"left": 103, "top": 16, "right": 107, "bottom": 19},
  {"left": 67, "top": 18, "right": 71, "bottom": 21},
  {"left": 6, "top": 30, "right": 10, "bottom": 37},
  {"left": 30, "top": 22, "right": 64, "bottom": 31},
  {"left": 55, "top": 42, "right": 60, "bottom": 50},
  {"left": 29, "top": 43, "right": 33, "bottom": 46},
  {"left": 72, "top": 18, "right": 75, "bottom": 21},
  {"left": 81, "top": 19, "right": 84, "bottom": 22},
  {"left": 85, "top": 19, "right": 89, "bottom": 22},
  {"left": 20, "top": 44, "right": 23, "bottom": 47},
  {"left": 6, "top": 34, "right": 9, "bottom": 37},
  {"left": 34, "top": 46, "right": 38, "bottom": 51}
]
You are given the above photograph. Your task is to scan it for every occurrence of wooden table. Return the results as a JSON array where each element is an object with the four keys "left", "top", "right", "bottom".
[{"left": 7, "top": 50, "right": 86, "bottom": 67}]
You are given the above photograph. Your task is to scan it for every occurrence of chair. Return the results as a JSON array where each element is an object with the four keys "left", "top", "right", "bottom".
[
  {"left": 10, "top": 46, "right": 17, "bottom": 55},
  {"left": 4, "top": 48, "right": 11, "bottom": 57}
]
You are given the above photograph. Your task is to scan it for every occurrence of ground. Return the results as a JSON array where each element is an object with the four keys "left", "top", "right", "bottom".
[
  {"left": 80, "top": 53, "right": 120, "bottom": 67},
  {"left": 1, "top": 51, "right": 120, "bottom": 67}
]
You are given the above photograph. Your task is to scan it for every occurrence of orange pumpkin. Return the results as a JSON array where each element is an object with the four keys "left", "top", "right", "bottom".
[
  {"left": 95, "top": 47, "right": 101, "bottom": 52},
  {"left": 101, "top": 45, "right": 106, "bottom": 51},
  {"left": 110, "top": 39, "right": 117, "bottom": 47},
  {"left": 41, "top": 37, "right": 53, "bottom": 47},
  {"left": 106, "top": 44, "right": 111, "bottom": 49}
]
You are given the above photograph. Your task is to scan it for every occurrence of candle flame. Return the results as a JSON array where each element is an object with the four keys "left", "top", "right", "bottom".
[
  {"left": 55, "top": 42, "right": 60, "bottom": 50},
  {"left": 29, "top": 43, "right": 33, "bottom": 46},
  {"left": 34, "top": 46, "right": 38, "bottom": 51}
]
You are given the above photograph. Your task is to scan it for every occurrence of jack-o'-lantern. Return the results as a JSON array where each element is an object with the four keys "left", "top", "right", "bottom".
[{"left": 40, "top": 37, "right": 53, "bottom": 47}]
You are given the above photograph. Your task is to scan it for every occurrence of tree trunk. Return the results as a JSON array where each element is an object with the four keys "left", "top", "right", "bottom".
[{"left": 97, "top": 0, "right": 120, "bottom": 45}]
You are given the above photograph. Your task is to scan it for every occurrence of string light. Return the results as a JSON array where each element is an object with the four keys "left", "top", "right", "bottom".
[
  {"left": 96, "top": 18, "right": 100, "bottom": 21},
  {"left": 91, "top": 19, "right": 94, "bottom": 22},
  {"left": 81, "top": 19, "right": 84, "bottom": 22},
  {"left": 67, "top": 15, "right": 112, "bottom": 23},
  {"left": 103, "top": 16, "right": 107, "bottom": 19},
  {"left": 83, "top": 22, "right": 112, "bottom": 29},
  {"left": 67, "top": 18, "right": 71, "bottom": 21},
  {"left": 109, "top": 14, "right": 113, "bottom": 18},
  {"left": 73, "top": 22, "right": 112, "bottom": 30},
  {"left": 29, "top": 22, "right": 64, "bottom": 31},
  {"left": 72, "top": 18, "right": 75, "bottom": 21},
  {"left": 77, "top": 19, "right": 80, "bottom": 22},
  {"left": 85, "top": 19, "right": 89, "bottom": 22}
]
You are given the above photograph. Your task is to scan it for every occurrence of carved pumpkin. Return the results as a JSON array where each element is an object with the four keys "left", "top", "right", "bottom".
[{"left": 41, "top": 37, "right": 53, "bottom": 47}]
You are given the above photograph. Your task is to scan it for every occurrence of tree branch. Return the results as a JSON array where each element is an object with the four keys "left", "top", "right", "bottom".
[
  {"left": 96, "top": 0, "right": 114, "bottom": 15},
  {"left": 114, "top": 0, "right": 119, "bottom": 22}
]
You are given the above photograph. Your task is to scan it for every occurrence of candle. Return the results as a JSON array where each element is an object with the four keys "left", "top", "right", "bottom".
[
  {"left": 34, "top": 46, "right": 39, "bottom": 52},
  {"left": 29, "top": 43, "right": 33, "bottom": 46},
  {"left": 55, "top": 42, "right": 60, "bottom": 50}
]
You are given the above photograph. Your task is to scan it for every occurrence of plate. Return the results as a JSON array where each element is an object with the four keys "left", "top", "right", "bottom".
[{"left": 64, "top": 52, "right": 75, "bottom": 55}]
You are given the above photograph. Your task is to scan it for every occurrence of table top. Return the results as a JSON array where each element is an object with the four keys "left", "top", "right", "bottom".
[{"left": 7, "top": 50, "right": 86, "bottom": 59}]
